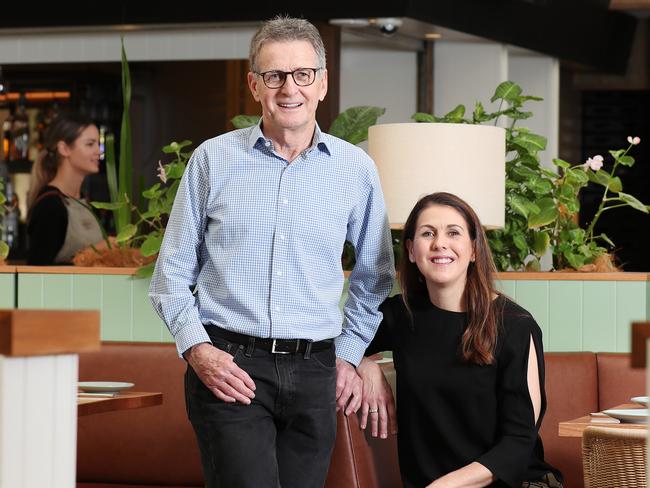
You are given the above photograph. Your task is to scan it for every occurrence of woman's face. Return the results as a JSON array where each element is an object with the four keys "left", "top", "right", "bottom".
[
  {"left": 406, "top": 204, "right": 475, "bottom": 293},
  {"left": 59, "top": 125, "right": 101, "bottom": 176}
]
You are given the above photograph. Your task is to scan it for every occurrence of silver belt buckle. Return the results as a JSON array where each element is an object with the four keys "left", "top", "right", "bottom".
[{"left": 271, "top": 339, "right": 293, "bottom": 354}]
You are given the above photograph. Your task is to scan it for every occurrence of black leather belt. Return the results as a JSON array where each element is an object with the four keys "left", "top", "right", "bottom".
[{"left": 209, "top": 327, "right": 333, "bottom": 354}]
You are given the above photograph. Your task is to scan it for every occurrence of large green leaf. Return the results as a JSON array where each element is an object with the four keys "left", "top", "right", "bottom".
[
  {"left": 116, "top": 224, "right": 138, "bottom": 243},
  {"left": 587, "top": 169, "right": 611, "bottom": 188},
  {"left": 618, "top": 192, "right": 650, "bottom": 213},
  {"left": 411, "top": 112, "right": 436, "bottom": 123},
  {"left": 565, "top": 168, "right": 589, "bottom": 186},
  {"left": 329, "top": 106, "right": 385, "bottom": 145},
  {"left": 140, "top": 234, "right": 163, "bottom": 257},
  {"left": 91, "top": 201, "right": 124, "bottom": 210},
  {"left": 508, "top": 194, "right": 532, "bottom": 218},
  {"left": 142, "top": 183, "right": 161, "bottom": 199},
  {"left": 552, "top": 158, "right": 570, "bottom": 169},
  {"left": 135, "top": 261, "right": 156, "bottom": 279},
  {"left": 0, "top": 241, "right": 8, "bottom": 260},
  {"left": 512, "top": 233, "right": 528, "bottom": 252},
  {"left": 442, "top": 104, "right": 465, "bottom": 122},
  {"left": 230, "top": 115, "right": 261, "bottom": 129},
  {"left": 513, "top": 133, "right": 547, "bottom": 153},
  {"left": 618, "top": 155, "right": 634, "bottom": 166},
  {"left": 117, "top": 37, "right": 133, "bottom": 232},
  {"left": 527, "top": 198, "right": 558, "bottom": 228},
  {"left": 609, "top": 176, "right": 623, "bottom": 193},
  {"left": 525, "top": 258, "right": 541, "bottom": 272},
  {"left": 491, "top": 81, "right": 522, "bottom": 102},
  {"left": 533, "top": 231, "right": 550, "bottom": 256}
]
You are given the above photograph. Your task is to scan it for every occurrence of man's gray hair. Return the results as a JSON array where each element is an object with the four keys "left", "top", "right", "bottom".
[{"left": 249, "top": 15, "right": 326, "bottom": 73}]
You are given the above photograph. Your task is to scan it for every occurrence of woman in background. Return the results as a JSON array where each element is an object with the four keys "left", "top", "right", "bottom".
[
  {"left": 27, "top": 113, "right": 106, "bottom": 265},
  {"left": 358, "top": 192, "right": 562, "bottom": 488}
]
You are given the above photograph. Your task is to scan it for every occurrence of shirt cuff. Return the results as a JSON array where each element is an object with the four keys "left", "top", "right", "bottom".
[
  {"left": 173, "top": 322, "right": 212, "bottom": 358},
  {"left": 334, "top": 334, "right": 366, "bottom": 367}
]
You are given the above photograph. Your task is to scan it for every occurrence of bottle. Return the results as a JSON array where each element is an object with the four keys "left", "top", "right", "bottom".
[
  {"left": 2, "top": 111, "right": 12, "bottom": 161},
  {"left": 9, "top": 94, "right": 29, "bottom": 161}
]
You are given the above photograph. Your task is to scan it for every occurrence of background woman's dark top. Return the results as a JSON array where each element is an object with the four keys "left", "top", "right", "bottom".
[
  {"left": 27, "top": 185, "right": 102, "bottom": 265},
  {"left": 367, "top": 294, "right": 562, "bottom": 488}
]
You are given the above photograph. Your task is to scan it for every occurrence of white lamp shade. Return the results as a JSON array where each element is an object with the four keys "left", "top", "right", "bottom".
[{"left": 368, "top": 123, "right": 506, "bottom": 229}]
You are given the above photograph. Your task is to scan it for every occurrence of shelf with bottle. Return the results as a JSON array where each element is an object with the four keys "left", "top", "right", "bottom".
[{"left": 1, "top": 93, "right": 59, "bottom": 171}]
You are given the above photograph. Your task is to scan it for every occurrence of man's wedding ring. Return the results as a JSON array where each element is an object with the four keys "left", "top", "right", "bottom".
[{"left": 368, "top": 408, "right": 378, "bottom": 414}]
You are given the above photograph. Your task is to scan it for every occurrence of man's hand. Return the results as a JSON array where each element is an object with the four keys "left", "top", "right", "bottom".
[
  {"left": 184, "top": 343, "right": 256, "bottom": 404},
  {"left": 335, "top": 358, "right": 362, "bottom": 416}
]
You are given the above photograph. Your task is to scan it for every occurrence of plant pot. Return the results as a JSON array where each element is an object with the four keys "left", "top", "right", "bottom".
[{"left": 72, "top": 247, "right": 156, "bottom": 268}]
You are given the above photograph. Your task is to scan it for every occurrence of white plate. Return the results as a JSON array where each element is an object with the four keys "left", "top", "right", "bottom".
[
  {"left": 78, "top": 381, "right": 134, "bottom": 393},
  {"left": 602, "top": 408, "right": 648, "bottom": 424},
  {"left": 631, "top": 396, "right": 649, "bottom": 406}
]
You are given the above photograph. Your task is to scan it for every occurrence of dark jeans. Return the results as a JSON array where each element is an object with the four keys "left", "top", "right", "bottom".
[{"left": 184, "top": 331, "right": 337, "bottom": 488}]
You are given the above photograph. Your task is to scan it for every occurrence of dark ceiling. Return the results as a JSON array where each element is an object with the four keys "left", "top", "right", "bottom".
[{"left": 0, "top": 0, "right": 637, "bottom": 73}]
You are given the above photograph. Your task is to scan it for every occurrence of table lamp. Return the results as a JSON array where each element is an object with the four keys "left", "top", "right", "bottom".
[{"left": 368, "top": 123, "right": 506, "bottom": 229}]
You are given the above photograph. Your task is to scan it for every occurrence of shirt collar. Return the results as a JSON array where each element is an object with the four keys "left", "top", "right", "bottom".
[{"left": 247, "top": 119, "right": 332, "bottom": 157}]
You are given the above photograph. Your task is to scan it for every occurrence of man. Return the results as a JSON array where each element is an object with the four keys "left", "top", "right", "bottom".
[{"left": 149, "top": 15, "right": 394, "bottom": 488}]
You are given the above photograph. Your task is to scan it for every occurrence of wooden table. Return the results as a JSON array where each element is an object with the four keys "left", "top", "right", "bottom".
[
  {"left": 77, "top": 391, "right": 163, "bottom": 416},
  {"left": 559, "top": 403, "right": 646, "bottom": 438}
]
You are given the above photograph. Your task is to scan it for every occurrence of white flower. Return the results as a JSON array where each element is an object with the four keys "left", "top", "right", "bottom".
[
  {"left": 583, "top": 155, "right": 604, "bottom": 171},
  {"left": 157, "top": 161, "right": 167, "bottom": 184},
  {"left": 627, "top": 136, "right": 641, "bottom": 145}
]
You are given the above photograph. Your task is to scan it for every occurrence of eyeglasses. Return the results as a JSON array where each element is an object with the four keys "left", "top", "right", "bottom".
[{"left": 255, "top": 68, "right": 322, "bottom": 89}]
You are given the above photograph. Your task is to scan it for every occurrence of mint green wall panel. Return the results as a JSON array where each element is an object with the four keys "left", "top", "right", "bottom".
[
  {"left": 12, "top": 272, "right": 648, "bottom": 350},
  {"left": 101, "top": 275, "right": 133, "bottom": 341},
  {"left": 42, "top": 275, "right": 73, "bottom": 309},
  {"left": 0, "top": 274, "right": 14, "bottom": 308},
  {"left": 548, "top": 281, "right": 582, "bottom": 351},
  {"left": 18, "top": 274, "right": 44, "bottom": 308},
  {"left": 495, "top": 279, "right": 516, "bottom": 298},
  {"left": 512, "top": 281, "right": 550, "bottom": 351},
  {"left": 582, "top": 281, "right": 616, "bottom": 352},
  {"left": 72, "top": 275, "right": 102, "bottom": 311},
  {"left": 615, "top": 281, "right": 648, "bottom": 353},
  {"left": 132, "top": 277, "right": 167, "bottom": 342}
]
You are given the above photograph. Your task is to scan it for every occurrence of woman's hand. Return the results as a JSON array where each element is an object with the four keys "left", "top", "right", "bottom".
[{"left": 357, "top": 356, "right": 397, "bottom": 438}]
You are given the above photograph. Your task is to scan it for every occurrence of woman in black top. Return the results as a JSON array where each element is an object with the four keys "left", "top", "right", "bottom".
[
  {"left": 358, "top": 192, "right": 562, "bottom": 488},
  {"left": 27, "top": 114, "right": 106, "bottom": 265}
]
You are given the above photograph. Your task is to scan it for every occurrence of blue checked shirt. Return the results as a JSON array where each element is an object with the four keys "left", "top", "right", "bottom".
[{"left": 149, "top": 123, "right": 395, "bottom": 366}]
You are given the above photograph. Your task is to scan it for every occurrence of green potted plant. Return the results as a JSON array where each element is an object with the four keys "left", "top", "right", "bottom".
[
  {"left": 88, "top": 139, "right": 193, "bottom": 276},
  {"left": 550, "top": 138, "right": 649, "bottom": 271},
  {"left": 412, "top": 81, "right": 649, "bottom": 272}
]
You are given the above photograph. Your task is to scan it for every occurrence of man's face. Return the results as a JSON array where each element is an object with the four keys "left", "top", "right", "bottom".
[{"left": 248, "top": 40, "right": 328, "bottom": 134}]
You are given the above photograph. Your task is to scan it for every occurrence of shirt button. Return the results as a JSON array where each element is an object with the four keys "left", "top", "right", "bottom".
[
  {"left": 282, "top": 198, "right": 288, "bottom": 205},
  {"left": 279, "top": 234, "right": 285, "bottom": 240},
  {"left": 277, "top": 271, "right": 283, "bottom": 276},
  {"left": 275, "top": 306, "right": 280, "bottom": 312}
]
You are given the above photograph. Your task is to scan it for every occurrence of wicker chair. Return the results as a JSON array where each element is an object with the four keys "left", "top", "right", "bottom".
[{"left": 582, "top": 426, "right": 647, "bottom": 488}]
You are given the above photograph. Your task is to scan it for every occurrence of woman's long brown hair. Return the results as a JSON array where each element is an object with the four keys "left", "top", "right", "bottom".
[
  {"left": 28, "top": 113, "right": 95, "bottom": 210},
  {"left": 399, "top": 192, "right": 500, "bottom": 365}
]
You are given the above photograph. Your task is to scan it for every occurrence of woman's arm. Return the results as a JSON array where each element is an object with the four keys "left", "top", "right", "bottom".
[
  {"left": 427, "top": 462, "right": 495, "bottom": 488},
  {"left": 527, "top": 335, "right": 542, "bottom": 424}
]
